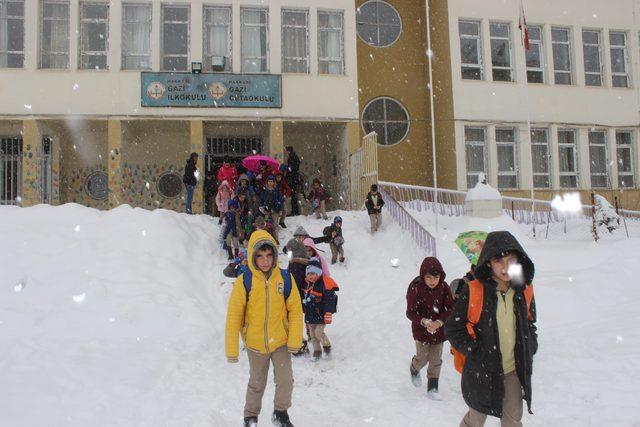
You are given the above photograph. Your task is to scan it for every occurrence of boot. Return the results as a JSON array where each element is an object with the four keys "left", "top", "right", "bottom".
[
  {"left": 427, "top": 378, "right": 441, "bottom": 400},
  {"left": 227, "top": 247, "right": 234, "bottom": 260},
  {"left": 339, "top": 256, "right": 345, "bottom": 263},
  {"left": 293, "top": 340, "right": 309, "bottom": 357},
  {"left": 244, "top": 416, "right": 258, "bottom": 427},
  {"left": 410, "top": 365, "right": 422, "bottom": 388},
  {"left": 312, "top": 350, "right": 322, "bottom": 361},
  {"left": 323, "top": 345, "right": 331, "bottom": 357},
  {"left": 279, "top": 221, "right": 287, "bottom": 229},
  {"left": 271, "top": 410, "right": 294, "bottom": 427},
  {"left": 331, "top": 258, "right": 337, "bottom": 265}
]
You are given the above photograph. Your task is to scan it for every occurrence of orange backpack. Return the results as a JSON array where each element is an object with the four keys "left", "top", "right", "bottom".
[{"left": 452, "top": 280, "right": 534, "bottom": 374}]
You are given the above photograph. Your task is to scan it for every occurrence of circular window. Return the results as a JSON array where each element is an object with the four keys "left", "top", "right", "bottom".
[
  {"left": 356, "top": 1, "right": 402, "bottom": 48},
  {"left": 362, "top": 97, "right": 410, "bottom": 146},
  {"left": 85, "top": 171, "right": 108, "bottom": 200},
  {"left": 157, "top": 172, "right": 183, "bottom": 199}
]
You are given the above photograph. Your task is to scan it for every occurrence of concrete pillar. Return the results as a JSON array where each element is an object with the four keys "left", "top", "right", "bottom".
[
  {"left": 21, "top": 120, "right": 40, "bottom": 206},
  {"left": 346, "top": 121, "right": 361, "bottom": 155},
  {"left": 270, "top": 120, "right": 284, "bottom": 164},
  {"left": 190, "top": 119, "right": 204, "bottom": 214},
  {"left": 107, "top": 119, "right": 123, "bottom": 209}
]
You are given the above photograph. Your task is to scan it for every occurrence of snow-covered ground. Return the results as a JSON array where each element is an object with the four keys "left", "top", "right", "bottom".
[{"left": 1, "top": 203, "right": 639, "bottom": 426}]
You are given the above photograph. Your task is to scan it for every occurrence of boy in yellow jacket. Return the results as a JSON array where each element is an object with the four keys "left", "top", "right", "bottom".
[{"left": 226, "top": 229, "right": 303, "bottom": 427}]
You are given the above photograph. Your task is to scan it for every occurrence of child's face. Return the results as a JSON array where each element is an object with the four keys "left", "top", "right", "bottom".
[
  {"left": 490, "top": 253, "right": 519, "bottom": 284},
  {"left": 306, "top": 272, "right": 319, "bottom": 283},
  {"left": 267, "top": 180, "right": 275, "bottom": 189},
  {"left": 254, "top": 247, "right": 274, "bottom": 272},
  {"left": 335, "top": 222, "right": 342, "bottom": 228},
  {"left": 296, "top": 235, "right": 306, "bottom": 242},
  {"left": 314, "top": 182, "right": 319, "bottom": 188},
  {"left": 238, "top": 195, "right": 246, "bottom": 202},
  {"left": 305, "top": 247, "right": 314, "bottom": 257},
  {"left": 424, "top": 273, "right": 440, "bottom": 288}
]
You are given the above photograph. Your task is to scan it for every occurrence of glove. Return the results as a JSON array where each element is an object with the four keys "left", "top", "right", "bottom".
[
  {"left": 324, "top": 312, "right": 333, "bottom": 324},
  {"left": 227, "top": 357, "right": 238, "bottom": 364},
  {"left": 420, "top": 318, "right": 431, "bottom": 328}
]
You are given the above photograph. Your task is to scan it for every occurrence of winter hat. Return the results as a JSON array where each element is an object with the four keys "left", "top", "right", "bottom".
[
  {"left": 419, "top": 257, "right": 446, "bottom": 285},
  {"left": 227, "top": 199, "right": 239, "bottom": 210},
  {"left": 306, "top": 260, "right": 323, "bottom": 277},
  {"left": 333, "top": 216, "right": 343, "bottom": 224},
  {"left": 294, "top": 226, "right": 310, "bottom": 237},
  {"left": 254, "top": 216, "right": 266, "bottom": 228},
  {"left": 267, "top": 175, "right": 275, "bottom": 182},
  {"left": 279, "top": 164, "right": 288, "bottom": 173},
  {"left": 371, "top": 184, "right": 378, "bottom": 192}
]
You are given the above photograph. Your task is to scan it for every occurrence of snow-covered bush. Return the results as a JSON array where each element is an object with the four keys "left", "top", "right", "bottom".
[{"left": 593, "top": 194, "right": 620, "bottom": 233}]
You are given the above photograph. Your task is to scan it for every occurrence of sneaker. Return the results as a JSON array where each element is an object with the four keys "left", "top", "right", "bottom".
[
  {"left": 312, "top": 350, "right": 322, "bottom": 361},
  {"left": 279, "top": 221, "right": 287, "bottom": 229},
  {"left": 427, "top": 378, "right": 441, "bottom": 400},
  {"left": 331, "top": 259, "right": 336, "bottom": 265},
  {"left": 427, "top": 389, "right": 442, "bottom": 401},
  {"left": 244, "top": 416, "right": 258, "bottom": 427},
  {"left": 272, "top": 410, "right": 294, "bottom": 427},
  {"left": 323, "top": 345, "right": 331, "bottom": 356},
  {"left": 410, "top": 366, "right": 422, "bottom": 388},
  {"left": 339, "top": 257, "right": 345, "bottom": 263}
]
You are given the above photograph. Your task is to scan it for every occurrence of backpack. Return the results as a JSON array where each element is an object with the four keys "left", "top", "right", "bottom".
[
  {"left": 241, "top": 267, "right": 293, "bottom": 302},
  {"left": 452, "top": 280, "right": 534, "bottom": 374}
]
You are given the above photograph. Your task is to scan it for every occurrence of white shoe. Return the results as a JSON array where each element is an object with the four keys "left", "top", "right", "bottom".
[{"left": 427, "top": 389, "right": 442, "bottom": 401}]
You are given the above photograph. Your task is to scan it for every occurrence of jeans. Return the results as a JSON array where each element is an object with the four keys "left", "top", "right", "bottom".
[{"left": 185, "top": 185, "right": 195, "bottom": 214}]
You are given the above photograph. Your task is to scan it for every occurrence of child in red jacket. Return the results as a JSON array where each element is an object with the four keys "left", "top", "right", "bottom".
[{"left": 406, "top": 257, "right": 453, "bottom": 399}]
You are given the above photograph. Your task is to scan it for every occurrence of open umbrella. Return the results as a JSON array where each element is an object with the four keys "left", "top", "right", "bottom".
[
  {"left": 242, "top": 155, "right": 280, "bottom": 174},
  {"left": 454, "top": 231, "right": 488, "bottom": 266}
]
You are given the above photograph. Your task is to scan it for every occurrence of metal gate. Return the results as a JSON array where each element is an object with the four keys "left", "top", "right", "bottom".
[
  {"left": 349, "top": 132, "right": 378, "bottom": 209},
  {"left": 40, "top": 137, "right": 53, "bottom": 204},
  {"left": 204, "top": 136, "right": 263, "bottom": 176},
  {"left": 0, "top": 137, "right": 23, "bottom": 205}
]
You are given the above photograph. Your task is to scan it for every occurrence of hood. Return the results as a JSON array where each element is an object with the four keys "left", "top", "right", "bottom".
[
  {"left": 293, "top": 226, "right": 309, "bottom": 237},
  {"left": 238, "top": 174, "right": 250, "bottom": 184},
  {"left": 419, "top": 257, "right": 446, "bottom": 286},
  {"left": 474, "top": 231, "right": 534, "bottom": 285},
  {"left": 220, "top": 180, "right": 230, "bottom": 190},
  {"left": 247, "top": 229, "right": 279, "bottom": 277},
  {"left": 303, "top": 238, "right": 331, "bottom": 278}
]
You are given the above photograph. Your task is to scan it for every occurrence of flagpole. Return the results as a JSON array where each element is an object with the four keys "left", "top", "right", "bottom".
[
  {"left": 519, "top": 0, "right": 536, "bottom": 237},
  {"left": 425, "top": 0, "right": 439, "bottom": 233}
]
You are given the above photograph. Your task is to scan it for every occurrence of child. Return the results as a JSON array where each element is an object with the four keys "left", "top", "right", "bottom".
[
  {"left": 301, "top": 260, "right": 339, "bottom": 361},
  {"left": 216, "top": 180, "right": 233, "bottom": 225},
  {"left": 223, "top": 199, "right": 242, "bottom": 260},
  {"left": 236, "top": 173, "right": 256, "bottom": 200},
  {"left": 235, "top": 191, "right": 250, "bottom": 245},
  {"left": 274, "top": 170, "right": 292, "bottom": 228},
  {"left": 225, "top": 230, "right": 302, "bottom": 427},
  {"left": 365, "top": 184, "right": 385, "bottom": 234},
  {"left": 406, "top": 256, "right": 453, "bottom": 400},
  {"left": 260, "top": 176, "right": 284, "bottom": 240},
  {"left": 307, "top": 178, "right": 331, "bottom": 220},
  {"left": 217, "top": 156, "right": 239, "bottom": 190},
  {"left": 223, "top": 247, "right": 248, "bottom": 278},
  {"left": 284, "top": 226, "right": 313, "bottom": 356},
  {"left": 323, "top": 216, "right": 345, "bottom": 264}
]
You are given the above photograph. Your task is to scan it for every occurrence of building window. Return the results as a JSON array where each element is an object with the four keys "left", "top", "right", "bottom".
[
  {"left": 610, "top": 31, "right": 629, "bottom": 88},
  {"left": 281, "top": 9, "right": 309, "bottom": 73},
  {"left": 355, "top": 0, "right": 401, "bottom": 48},
  {"left": 464, "top": 127, "right": 487, "bottom": 188},
  {"left": 459, "top": 20, "right": 482, "bottom": 80},
  {"left": 40, "top": 0, "right": 69, "bottom": 69},
  {"left": 79, "top": 2, "right": 109, "bottom": 70},
  {"left": 204, "top": 6, "right": 232, "bottom": 72},
  {"left": 318, "top": 10, "right": 344, "bottom": 75},
  {"left": 161, "top": 4, "right": 189, "bottom": 71},
  {"left": 490, "top": 22, "right": 513, "bottom": 82},
  {"left": 526, "top": 25, "right": 544, "bottom": 83},
  {"left": 241, "top": 8, "right": 268, "bottom": 73},
  {"left": 0, "top": 0, "right": 24, "bottom": 68},
  {"left": 558, "top": 129, "right": 578, "bottom": 188},
  {"left": 551, "top": 27, "right": 572, "bottom": 85},
  {"left": 616, "top": 131, "right": 635, "bottom": 188},
  {"left": 531, "top": 128, "right": 551, "bottom": 188},
  {"left": 582, "top": 30, "right": 603, "bottom": 87},
  {"left": 496, "top": 128, "right": 518, "bottom": 189},
  {"left": 122, "top": 3, "right": 151, "bottom": 70},
  {"left": 0, "top": 137, "right": 22, "bottom": 205},
  {"left": 362, "top": 97, "right": 409, "bottom": 146},
  {"left": 589, "top": 129, "right": 608, "bottom": 188}
]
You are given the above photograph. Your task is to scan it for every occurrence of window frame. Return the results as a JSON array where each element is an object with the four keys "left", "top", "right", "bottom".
[
  {"left": 78, "top": 1, "right": 109, "bottom": 70},
  {"left": 495, "top": 127, "right": 519, "bottom": 189},
  {"left": 588, "top": 129, "right": 609, "bottom": 188},
  {"left": 361, "top": 96, "right": 410, "bottom": 147},
  {"left": 557, "top": 128, "right": 579, "bottom": 188},
  {"left": 121, "top": 3, "right": 152, "bottom": 71},
  {"left": 317, "top": 9, "right": 345, "bottom": 75},
  {"left": 609, "top": 31, "right": 630, "bottom": 88},
  {"left": 203, "top": 5, "right": 232, "bottom": 72},
  {"left": 551, "top": 26, "right": 573, "bottom": 85},
  {"left": 355, "top": 0, "right": 402, "bottom": 48},
  {"left": 582, "top": 29, "right": 604, "bottom": 87},
  {"left": 459, "top": 19, "right": 483, "bottom": 80},
  {"left": 526, "top": 24, "right": 545, "bottom": 83},
  {"left": 281, "top": 8, "right": 309, "bottom": 74},
  {"left": 160, "top": 3, "right": 190, "bottom": 72},
  {"left": 489, "top": 21, "right": 514, "bottom": 82},
  {"left": 530, "top": 128, "right": 551, "bottom": 189},
  {"left": 39, "top": 0, "right": 70, "bottom": 69},
  {"left": 240, "top": 6, "right": 269, "bottom": 74},
  {"left": 616, "top": 130, "right": 635, "bottom": 188},
  {"left": 0, "top": 0, "right": 25, "bottom": 68},
  {"left": 464, "top": 126, "right": 488, "bottom": 188}
]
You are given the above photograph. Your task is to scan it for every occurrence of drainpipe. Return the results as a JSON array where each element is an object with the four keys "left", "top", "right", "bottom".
[{"left": 425, "top": 0, "right": 439, "bottom": 233}]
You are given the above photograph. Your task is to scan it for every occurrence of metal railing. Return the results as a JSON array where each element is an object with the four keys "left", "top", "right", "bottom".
[
  {"left": 0, "top": 137, "right": 23, "bottom": 206},
  {"left": 379, "top": 187, "right": 437, "bottom": 256}
]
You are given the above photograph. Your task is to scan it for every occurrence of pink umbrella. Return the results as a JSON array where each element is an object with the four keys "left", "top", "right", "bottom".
[{"left": 242, "top": 155, "right": 280, "bottom": 174}]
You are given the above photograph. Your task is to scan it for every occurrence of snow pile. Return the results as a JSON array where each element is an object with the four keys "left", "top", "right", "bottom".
[
  {"left": 593, "top": 194, "right": 620, "bottom": 233},
  {"left": 464, "top": 174, "right": 502, "bottom": 201}
]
